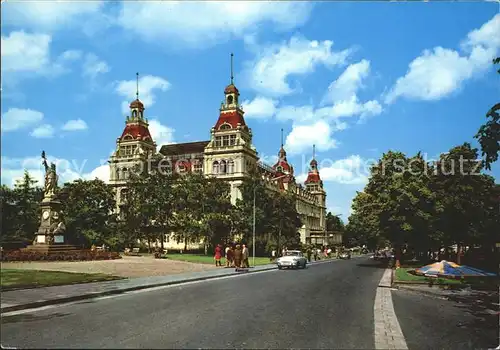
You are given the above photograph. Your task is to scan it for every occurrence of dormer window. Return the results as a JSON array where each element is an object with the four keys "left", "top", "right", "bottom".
[
  {"left": 276, "top": 166, "right": 283, "bottom": 173},
  {"left": 220, "top": 123, "right": 232, "bottom": 130}
]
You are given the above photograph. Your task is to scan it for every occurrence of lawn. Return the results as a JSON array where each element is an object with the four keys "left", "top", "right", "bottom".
[
  {"left": 394, "top": 267, "right": 482, "bottom": 286},
  {"left": 165, "top": 254, "right": 273, "bottom": 266},
  {"left": 1, "top": 269, "right": 123, "bottom": 291}
]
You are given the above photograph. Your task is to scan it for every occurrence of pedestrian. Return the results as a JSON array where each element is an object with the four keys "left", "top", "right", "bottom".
[
  {"left": 307, "top": 248, "right": 312, "bottom": 262},
  {"left": 242, "top": 244, "right": 249, "bottom": 268},
  {"left": 233, "top": 244, "right": 242, "bottom": 268},
  {"left": 226, "top": 245, "right": 234, "bottom": 267},
  {"left": 214, "top": 244, "right": 222, "bottom": 267},
  {"left": 271, "top": 249, "right": 276, "bottom": 262}
]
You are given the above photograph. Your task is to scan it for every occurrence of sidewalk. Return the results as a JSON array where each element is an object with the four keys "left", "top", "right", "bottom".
[{"left": 1, "top": 263, "right": 278, "bottom": 313}]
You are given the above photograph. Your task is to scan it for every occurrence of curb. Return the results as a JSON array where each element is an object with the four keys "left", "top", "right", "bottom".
[
  {"left": 1, "top": 265, "right": 278, "bottom": 314},
  {"left": 392, "top": 284, "right": 452, "bottom": 299}
]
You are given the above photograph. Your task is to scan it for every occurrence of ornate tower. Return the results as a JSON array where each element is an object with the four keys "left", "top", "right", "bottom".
[
  {"left": 304, "top": 144, "right": 327, "bottom": 230},
  {"left": 204, "top": 53, "right": 258, "bottom": 204},
  {"left": 109, "top": 73, "right": 156, "bottom": 212},
  {"left": 272, "top": 128, "right": 295, "bottom": 191}
]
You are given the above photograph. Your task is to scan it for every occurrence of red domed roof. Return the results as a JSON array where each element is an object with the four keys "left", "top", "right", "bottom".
[
  {"left": 130, "top": 99, "right": 144, "bottom": 109},
  {"left": 224, "top": 84, "right": 239, "bottom": 94},
  {"left": 214, "top": 110, "right": 246, "bottom": 129},
  {"left": 121, "top": 123, "right": 152, "bottom": 142},
  {"left": 305, "top": 172, "right": 321, "bottom": 184}
]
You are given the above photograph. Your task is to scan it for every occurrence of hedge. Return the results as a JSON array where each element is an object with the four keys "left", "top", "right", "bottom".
[{"left": 0, "top": 249, "right": 122, "bottom": 261}]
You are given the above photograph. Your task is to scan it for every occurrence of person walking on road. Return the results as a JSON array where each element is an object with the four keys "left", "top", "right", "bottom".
[
  {"left": 214, "top": 244, "right": 222, "bottom": 267},
  {"left": 242, "top": 244, "right": 249, "bottom": 268}
]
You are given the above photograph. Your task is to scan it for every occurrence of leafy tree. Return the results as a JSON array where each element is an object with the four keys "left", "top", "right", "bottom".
[
  {"left": 59, "top": 179, "right": 116, "bottom": 248},
  {"left": 1, "top": 171, "right": 43, "bottom": 243},
  {"left": 429, "top": 143, "right": 497, "bottom": 263},
  {"left": 475, "top": 57, "right": 500, "bottom": 170},
  {"left": 326, "top": 212, "right": 344, "bottom": 232}
]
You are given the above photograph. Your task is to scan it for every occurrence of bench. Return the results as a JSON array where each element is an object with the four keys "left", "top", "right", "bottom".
[{"left": 124, "top": 247, "right": 141, "bottom": 256}]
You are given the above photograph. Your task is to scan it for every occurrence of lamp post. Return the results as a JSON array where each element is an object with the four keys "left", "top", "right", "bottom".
[{"left": 252, "top": 174, "right": 288, "bottom": 267}]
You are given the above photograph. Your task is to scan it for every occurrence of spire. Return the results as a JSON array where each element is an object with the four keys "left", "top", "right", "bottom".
[
  {"left": 313, "top": 144, "right": 316, "bottom": 159},
  {"left": 310, "top": 144, "right": 318, "bottom": 169},
  {"left": 280, "top": 128, "right": 284, "bottom": 147},
  {"left": 136, "top": 72, "right": 139, "bottom": 100},
  {"left": 230, "top": 53, "right": 234, "bottom": 85}
]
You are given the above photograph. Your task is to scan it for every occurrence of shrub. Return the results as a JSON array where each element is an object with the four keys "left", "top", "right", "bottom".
[{"left": 0, "top": 249, "right": 122, "bottom": 262}]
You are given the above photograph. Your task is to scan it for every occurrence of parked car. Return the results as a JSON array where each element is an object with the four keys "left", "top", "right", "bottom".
[{"left": 277, "top": 250, "right": 307, "bottom": 269}]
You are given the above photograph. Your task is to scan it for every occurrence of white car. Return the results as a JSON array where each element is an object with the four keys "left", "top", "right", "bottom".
[{"left": 277, "top": 250, "right": 307, "bottom": 269}]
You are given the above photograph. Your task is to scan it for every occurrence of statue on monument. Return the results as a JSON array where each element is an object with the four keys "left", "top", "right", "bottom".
[{"left": 42, "top": 151, "right": 58, "bottom": 198}]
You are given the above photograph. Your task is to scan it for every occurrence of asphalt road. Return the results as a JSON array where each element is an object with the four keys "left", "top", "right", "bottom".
[{"left": 1, "top": 258, "right": 385, "bottom": 349}]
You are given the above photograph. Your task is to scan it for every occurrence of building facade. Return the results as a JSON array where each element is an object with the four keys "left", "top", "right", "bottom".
[{"left": 109, "top": 73, "right": 327, "bottom": 249}]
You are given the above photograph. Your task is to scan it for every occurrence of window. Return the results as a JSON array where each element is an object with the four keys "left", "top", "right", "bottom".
[
  {"left": 220, "top": 160, "right": 227, "bottom": 174},
  {"left": 227, "top": 160, "right": 234, "bottom": 174},
  {"left": 276, "top": 166, "right": 283, "bottom": 173},
  {"left": 177, "top": 162, "right": 187, "bottom": 173},
  {"left": 132, "top": 110, "right": 137, "bottom": 118},
  {"left": 230, "top": 135, "right": 236, "bottom": 145},
  {"left": 116, "top": 169, "right": 121, "bottom": 180},
  {"left": 220, "top": 123, "right": 231, "bottom": 130},
  {"left": 215, "top": 137, "right": 222, "bottom": 147},
  {"left": 212, "top": 161, "right": 219, "bottom": 174},
  {"left": 193, "top": 161, "right": 203, "bottom": 173},
  {"left": 227, "top": 95, "right": 234, "bottom": 104},
  {"left": 222, "top": 135, "right": 230, "bottom": 146},
  {"left": 123, "top": 168, "right": 129, "bottom": 179}
]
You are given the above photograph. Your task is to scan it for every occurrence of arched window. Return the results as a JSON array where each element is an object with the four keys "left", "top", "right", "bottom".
[
  {"left": 276, "top": 166, "right": 283, "bottom": 173},
  {"left": 123, "top": 134, "right": 133, "bottom": 141},
  {"left": 227, "top": 159, "right": 234, "bottom": 174},
  {"left": 132, "top": 110, "right": 137, "bottom": 118},
  {"left": 227, "top": 95, "right": 234, "bottom": 104},
  {"left": 220, "top": 160, "right": 227, "bottom": 174},
  {"left": 116, "top": 168, "right": 121, "bottom": 180},
  {"left": 123, "top": 168, "right": 129, "bottom": 179},
  {"left": 220, "top": 123, "right": 232, "bottom": 130},
  {"left": 212, "top": 161, "right": 219, "bottom": 174}
]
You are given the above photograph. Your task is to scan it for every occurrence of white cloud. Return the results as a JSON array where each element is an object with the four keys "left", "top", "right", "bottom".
[
  {"left": 242, "top": 96, "right": 279, "bottom": 119},
  {"left": 62, "top": 119, "right": 88, "bottom": 131},
  {"left": 115, "top": 75, "right": 171, "bottom": 114},
  {"left": 82, "top": 53, "right": 109, "bottom": 79},
  {"left": 385, "top": 14, "right": 500, "bottom": 103},
  {"left": 116, "top": 2, "right": 312, "bottom": 48},
  {"left": 2, "top": 108, "right": 44, "bottom": 132},
  {"left": 1, "top": 31, "right": 51, "bottom": 73},
  {"left": 1, "top": 155, "right": 109, "bottom": 188},
  {"left": 148, "top": 119, "right": 175, "bottom": 149},
  {"left": 31, "top": 124, "right": 55, "bottom": 138},
  {"left": 1, "top": 31, "right": 82, "bottom": 85},
  {"left": 245, "top": 36, "right": 351, "bottom": 97},
  {"left": 296, "top": 155, "right": 369, "bottom": 185},
  {"left": 2, "top": 1, "right": 105, "bottom": 31},
  {"left": 285, "top": 120, "right": 338, "bottom": 154}
]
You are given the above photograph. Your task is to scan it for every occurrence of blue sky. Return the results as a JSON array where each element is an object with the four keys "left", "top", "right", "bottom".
[{"left": 2, "top": 1, "right": 499, "bottom": 220}]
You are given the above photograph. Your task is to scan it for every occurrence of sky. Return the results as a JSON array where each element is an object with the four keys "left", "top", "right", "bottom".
[{"left": 1, "top": 1, "right": 499, "bottom": 221}]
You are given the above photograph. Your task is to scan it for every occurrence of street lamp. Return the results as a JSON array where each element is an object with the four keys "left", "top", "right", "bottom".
[{"left": 252, "top": 174, "right": 288, "bottom": 267}]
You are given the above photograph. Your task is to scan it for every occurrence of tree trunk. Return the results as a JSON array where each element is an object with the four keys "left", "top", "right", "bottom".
[
  {"left": 395, "top": 244, "right": 401, "bottom": 268},
  {"left": 456, "top": 243, "right": 462, "bottom": 265},
  {"left": 160, "top": 232, "right": 164, "bottom": 250},
  {"left": 147, "top": 237, "right": 151, "bottom": 253},
  {"left": 184, "top": 236, "right": 188, "bottom": 252}
]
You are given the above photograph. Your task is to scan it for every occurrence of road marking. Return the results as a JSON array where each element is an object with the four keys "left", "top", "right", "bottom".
[
  {"left": 2, "top": 259, "right": 342, "bottom": 317},
  {"left": 374, "top": 269, "right": 408, "bottom": 349}
]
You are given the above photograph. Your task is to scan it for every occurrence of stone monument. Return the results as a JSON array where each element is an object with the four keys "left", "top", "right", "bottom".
[{"left": 24, "top": 151, "right": 77, "bottom": 254}]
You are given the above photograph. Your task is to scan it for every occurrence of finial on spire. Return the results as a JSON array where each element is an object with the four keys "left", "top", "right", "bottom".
[
  {"left": 136, "top": 72, "right": 139, "bottom": 100},
  {"left": 230, "top": 53, "right": 234, "bottom": 85},
  {"left": 313, "top": 144, "right": 316, "bottom": 159},
  {"left": 280, "top": 128, "right": 284, "bottom": 147}
]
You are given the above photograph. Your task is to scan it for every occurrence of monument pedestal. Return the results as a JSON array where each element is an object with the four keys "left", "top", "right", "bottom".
[{"left": 24, "top": 196, "right": 78, "bottom": 254}]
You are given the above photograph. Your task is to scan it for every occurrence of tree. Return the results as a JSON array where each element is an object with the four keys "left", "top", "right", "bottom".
[
  {"left": 326, "top": 212, "right": 344, "bottom": 232},
  {"left": 1, "top": 171, "right": 43, "bottom": 243},
  {"left": 475, "top": 57, "right": 500, "bottom": 170},
  {"left": 59, "top": 179, "right": 116, "bottom": 248},
  {"left": 429, "top": 143, "right": 497, "bottom": 264}
]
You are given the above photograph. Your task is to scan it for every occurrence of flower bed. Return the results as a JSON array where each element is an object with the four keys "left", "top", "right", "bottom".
[{"left": 0, "top": 249, "right": 122, "bottom": 261}]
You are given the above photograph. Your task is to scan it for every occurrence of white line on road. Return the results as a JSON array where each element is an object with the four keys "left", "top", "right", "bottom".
[
  {"left": 2, "top": 259, "right": 342, "bottom": 317},
  {"left": 374, "top": 269, "right": 408, "bottom": 349}
]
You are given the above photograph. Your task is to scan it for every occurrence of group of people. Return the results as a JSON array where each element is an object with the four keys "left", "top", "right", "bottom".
[{"left": 214, "top": 243, "right": 250, "bottom": 268}]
